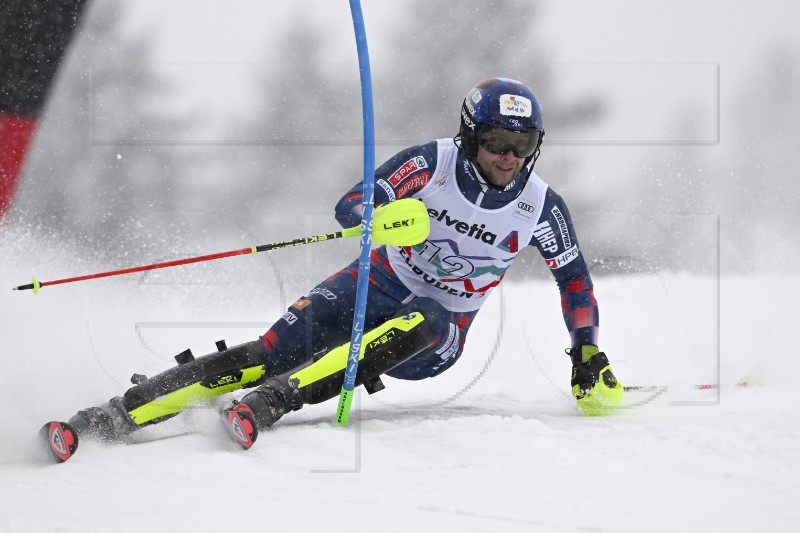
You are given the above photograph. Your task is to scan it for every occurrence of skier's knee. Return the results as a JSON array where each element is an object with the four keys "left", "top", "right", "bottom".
[{"left": 385, "top": 297, "right": 470, "bottom": 380}]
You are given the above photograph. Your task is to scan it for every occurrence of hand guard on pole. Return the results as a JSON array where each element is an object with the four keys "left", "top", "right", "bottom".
[{"left": 569, "top": 344, "right": 623, "bottom": 416}]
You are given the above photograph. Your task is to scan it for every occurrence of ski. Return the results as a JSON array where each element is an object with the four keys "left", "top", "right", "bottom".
[{"left": 39, "top": 421, "right": 79, "bottom": 463}]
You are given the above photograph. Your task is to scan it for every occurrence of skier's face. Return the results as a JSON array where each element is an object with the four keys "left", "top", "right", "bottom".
[{"left": 475, "top": 144, "right": 525, "bottom": 188}]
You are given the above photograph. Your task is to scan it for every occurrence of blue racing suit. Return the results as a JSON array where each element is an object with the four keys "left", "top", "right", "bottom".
[{"left": 258, "top": 139, "right": 598, "bottom": 380}]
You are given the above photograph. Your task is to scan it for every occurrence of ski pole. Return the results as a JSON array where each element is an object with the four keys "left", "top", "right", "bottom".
[
  {"left": 12, "top": 198, "right": 429, "bottom": 294},
  {"left": 623, "top": 376, "right": 751, "bottom": 392}
]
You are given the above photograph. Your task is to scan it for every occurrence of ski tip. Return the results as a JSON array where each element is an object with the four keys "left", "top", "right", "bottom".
[
  {"left": 39, "top": 421, "right": 79, "bottom": 464},
  {"left": 223, "top": 404, "right": 258, "bottom": 450}
]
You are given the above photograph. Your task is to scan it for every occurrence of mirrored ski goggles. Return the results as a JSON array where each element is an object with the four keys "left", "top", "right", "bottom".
[{"left": 478, "top": 126, "right": 541, "bottom": 158}]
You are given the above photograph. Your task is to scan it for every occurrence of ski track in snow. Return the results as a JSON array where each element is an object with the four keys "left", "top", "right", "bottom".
[{"left": 1, "top": 233, "right": 798, "bottom": 532}]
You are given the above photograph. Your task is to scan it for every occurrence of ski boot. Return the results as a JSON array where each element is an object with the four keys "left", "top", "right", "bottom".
[
  {"left": 68, "top": 397, "right": 139, "bottom": 442},
  {"left": 223, "top": 378, "right": 303, "bottom": 449},
  {"left": 39, "top": 396, "right": 139, "bottom": 463}
]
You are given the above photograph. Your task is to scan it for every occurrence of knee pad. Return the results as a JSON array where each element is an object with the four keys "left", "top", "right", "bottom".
[{"left": 122, "top": 339, "right": 267, "bottom": 427}]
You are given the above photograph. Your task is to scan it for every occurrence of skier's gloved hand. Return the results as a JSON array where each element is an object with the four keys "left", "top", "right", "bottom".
[{"left": 569, "top": 344, "right": 623, "bottom": 416}]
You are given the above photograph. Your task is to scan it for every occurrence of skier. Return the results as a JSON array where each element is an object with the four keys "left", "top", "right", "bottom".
[{"left": 41, "top": 77, "right": 622, "bottom": 461}]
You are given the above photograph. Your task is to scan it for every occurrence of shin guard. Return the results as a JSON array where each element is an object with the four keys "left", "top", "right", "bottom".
[
  {"left": 291, "top": 311, "right": 435, "bottom": 404},
  {"left": 238, "top": 311, "right": 436, "bottom": 430},
  {"left": 120, "top": 339, "right": 267, "bottom": 429}
]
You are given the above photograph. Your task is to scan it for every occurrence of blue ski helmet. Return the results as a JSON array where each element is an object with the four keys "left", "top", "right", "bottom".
[{"left": 458, "top": 77, "right": 545, "bottom": 168}]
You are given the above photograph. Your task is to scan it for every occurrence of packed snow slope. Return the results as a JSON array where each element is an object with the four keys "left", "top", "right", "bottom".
[{"left": 0, "top": 231, "right": 797, "bottom": 533}]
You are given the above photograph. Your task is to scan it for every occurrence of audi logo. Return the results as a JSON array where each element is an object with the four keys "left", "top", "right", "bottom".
[{"left": 517, "top": 201, "right": 534, "bottom": 212}]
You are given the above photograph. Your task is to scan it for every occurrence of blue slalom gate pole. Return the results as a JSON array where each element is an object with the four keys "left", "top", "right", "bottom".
[{"left": 336, "top": 0, "right": 375, "bottom": 425}]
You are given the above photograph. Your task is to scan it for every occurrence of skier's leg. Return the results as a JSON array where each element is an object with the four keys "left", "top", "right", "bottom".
[
  {"left": 69, "top": 339, "right": 268, "bottom": 441},
  {"left": 70, "top": 255, "right": 406, "bottom": 442},
  {"left": 384, "top": 299, "right": 478, "bottom": 380},
  {"left": 232, "top": 296, "right": 473, "bottom": 432},
  {"left": 228, "top": 258, "right": 413, "bottom": 428},
  {"left": 232, "top": 309, "right": 437, "bottom": 431},
  {"left": 255, "top": 256, "right": 409, "bottom": 378}
]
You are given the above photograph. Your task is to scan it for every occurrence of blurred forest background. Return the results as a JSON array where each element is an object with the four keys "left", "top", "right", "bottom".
[{"left": 6, "top": 0, "right": 800, "bottom": 295}]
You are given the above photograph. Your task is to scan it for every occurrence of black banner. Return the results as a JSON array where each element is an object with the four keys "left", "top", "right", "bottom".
[{"left": 0, "top": 0, "right": 90, "bottom": 216}]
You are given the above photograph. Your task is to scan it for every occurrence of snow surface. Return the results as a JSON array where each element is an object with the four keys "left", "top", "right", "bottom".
[{"left": 0, "top": 231, "right": 797, "bottom": 532}]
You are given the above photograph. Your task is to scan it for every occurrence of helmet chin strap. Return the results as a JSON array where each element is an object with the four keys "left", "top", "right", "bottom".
[
  {"left": 470, "top": 161, "right": 506, "bottom": 192},
  {"left": 453, "top": 135, "right": 530, "bottom": 201},
  {"left": 470, "top": 154, "right": 534, "bottom": 191}
]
